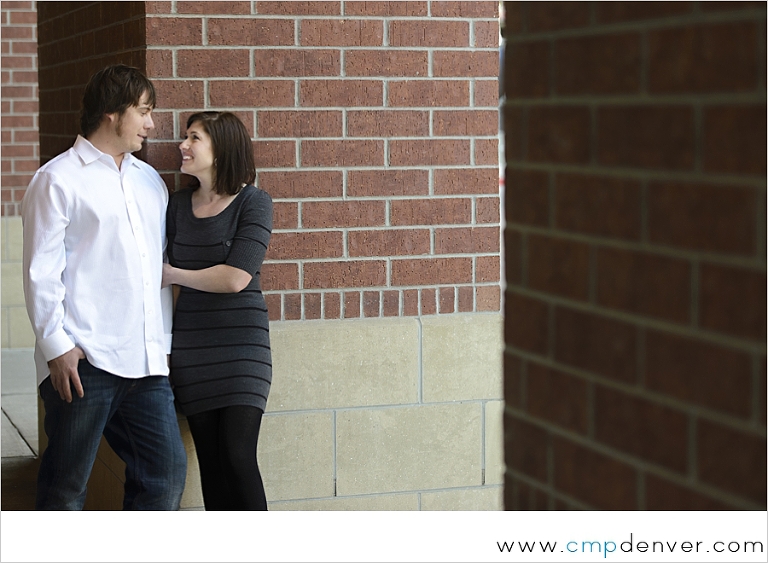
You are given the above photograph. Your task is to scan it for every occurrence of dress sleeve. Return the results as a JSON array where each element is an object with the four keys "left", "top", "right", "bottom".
[{"left": 226, "top": 188, "right": 273, "bottom": 277}]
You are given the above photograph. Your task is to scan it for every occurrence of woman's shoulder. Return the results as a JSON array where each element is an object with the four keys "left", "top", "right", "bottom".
[{"left": 239, "top": 184, "right": 273, "bottom": 207}]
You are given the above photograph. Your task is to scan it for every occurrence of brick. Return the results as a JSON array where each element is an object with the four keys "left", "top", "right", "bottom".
[
  {"left": 344, "top": 291, "right": 361, "bottom": 318},
  {"left": 554, "top": 307, "right": 637, "bottom": 384},
  {"left": 146, "top": 17, "right": 202, "bottom": 45},
  {"left": 261, "top": 262, "right": 299, "bottom": 291},
  {"left": 301, "top": 79, "right": 382, "bottom": 107},
  {"left": 301, "top": 140, "right": 384, "bottom": 167},
  {"left": 209, "top": 80, "right": 294, "bottom": 107},
  {"left": 208, "top": 18, "right": 294, "bottom": 46},
  {"left": 528, "top": 106, "right": 590, "bottom": 164},
  {"left": 383, "top": 290, "right": 399, "bottom": 316},
  {"left": 504, "top": 415, "right": 548, "bottom": 482},
  {"left": 596, "top": 1, "right": 692, "bottom": 22},
  {"left": 177, "top": 1, "right": 251, "bottom": 14},
  {"left": 645, "top": 475, "right": 732, "bottom": 510},
  {"left": 649, "top": 22, "right": 758, "bottom": 94},
  {"left": 557, "top": 33, "right": 641, "bottom": 95},
  {"left": 272, "top": 201, "right": 298, "bottom": 229},
  {"left": 347, "top": 110, "right": 429, "bottom": 137},
  {"left": 432, "top": 110, "right": 499, "bottom": 137},
  {"left": 348, "top": 229, "right": 430, "bottom": 257},
  {"left": 477, "top": 285, "right": 501, "bottom": 311},
  {"left": 434, "top": 168, "right": 499, "bottom": 195},
  {"left": 363, "top": 290, "right": 380, "bottom": 317},
  {"left": 284, "top": 293, "right": 301, "bottom": 320},
  {"left": 258, "top": 110, "right": 342, "bottom": 138},
  {"left": 435, "top": 226, "right": 499, "bottom": 255},
  {"left": 181, "top": 110, "right": 254, "bottom": 137},
  {"left": 146, "top": 49, "right": 173, "bottom": 78},
  {"left": 505, "top": 229, "right": 523, "bottom": 286},
  {"left": 553, "top": 438, "right": 637, "bottom": 510},
  {"left": 470, "top": 81, "right": 496, "bottom": 109},
  {"left": 596, "top": 247, "right": 691, "bottom": 324},
  {"left": 434, "top": 51, "right": 499, "bottom": 78},
  {"left": 703, "top": 105, "right": 766, "bottom": 176},
  {"left": 645, "top": 330, "right": 752, "bottom": 418},
  {"left": 145, "top": 142, "right": 180, "bottom": 171},
  {"left": 253, "top": 140, "right": 295, "bottom": 168},
  {"left": 345, "top": 50, "right": 428, "bottom": 77},
  {"left": 438, "top": 287, "right": 455, "bottom": 313},
  {"left": 1, "top": 55, "right": 34, "bottom": 69},
  {"left": 432, "top": 1, "right": 498, "bottom": 17},
  {"left": 390, "top": 139, "right": 470, "bottom": 166},
  {"left": 476, "top": 196, "right": 499, "bottom": 223},
  {"left": 598, "top": 106, "right": 695, "bottom": 170},
  {"left": 259, "top": 171, "right": 342, "bottom": 199},
  {"left": 527, "top": 235, "right": 590, "bottom": 301},
  {"left": 347, "top": 170, "right": 428, "bottom": 197},
  {"left": 304, "top": 260, "right": 386, "bottom": 289},
  {"left": 345, "top": 1, "right": 428, "bottom": 16},
  {"left": 555, "top": 173, "right": 642, "bottom": 240},
  {"left": 153, "top": 79, "right": 204, "bottom": 109},
  {"left": 421, "top": 288, "right": 437, "bottom": 315},
  {"left": 699, "top": 264, "right": 766, "bottom": 341},
  {"left": 303, "top": 200, "right": 385, "bottom": 229},
  {"left": 647, "top": 180, "right": 757, "bottom": 255},
  {"left": 324, "top": 292, "right": 341, "bottom": 319},
  {"left": 472, "top": 21, "right": 498, "bottom": 49},
  {"left": 391, "top": 257, "right": 472, "bottom": 286},
  {"left": 403, "top": 289, "right": 419, "bottom": 315},
  {"left": 528, "top": 2, "right": 590, "bottom": 31},
  {"left": 475, "top": 138, "right": 498, "bottom": 166},
  {"left": 390, "top": 20, "right": 469, "bottom": 47},
  {"left": 390, "top": 197, "right": 471, "bottom": 226},
  {"left": 265, "top": 293, "right": 281, "bottom": 321},
  {"left": 596, "top": 386, "right": 688, "bottom": 472},
  {"left": 255, "top": 49, "right": 340, "bottom": 77},
  {"left": 256, "top": 1, "right": 341, "bottom": 15},
  {"left": 505, "top": 168, "right": 549, "bottom": 226},
  {"left": 267, "top": 232, "right": 343, "bottom": 260},
  {"left": 388, "top": 80, "right": 469, "bottom": 107},
  {"left": 177, "top": 49, "right": 249, "bottom": 77},
  {"left": 527, "top": 363, "right": 589, "bottom": 434},
  {"left": 301, "top": 19, "right": 383, "bottom": 47},
  {"left": 503, "top": 352, "right": 524, "bottom": 409},
  {"left": 458, "top": 286, "right": 473, "bottom": 312},
  {"left": 697, "top": 420, "right": 766, "bottom": 501},
  {"left": 504, "top": 40, "right": 549, "bottom": 98},
  {"left": 504, "top": 292, "right": 548, "bottom": 355},
  {"left": 701, "top": 1, "right": 766, "bottom": 11},
  {"left": 302, "top": 293, "right": 320, "bottom": 320}
]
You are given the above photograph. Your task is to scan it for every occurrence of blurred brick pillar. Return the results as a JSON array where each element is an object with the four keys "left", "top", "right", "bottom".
[{"left": 502, "top": 1, "right": 766, "bottom": 510}]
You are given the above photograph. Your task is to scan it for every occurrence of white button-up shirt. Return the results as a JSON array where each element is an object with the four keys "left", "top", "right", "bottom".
[{"left": 22, "top": 135, "right": 173, "bottom": 385}]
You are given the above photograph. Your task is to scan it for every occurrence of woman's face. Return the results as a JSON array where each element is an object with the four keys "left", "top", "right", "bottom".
[{"left": 179, "top": 121, "right": 215, "bottom": 180}]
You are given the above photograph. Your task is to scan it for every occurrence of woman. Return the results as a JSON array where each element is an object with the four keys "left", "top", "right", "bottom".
[{"left": 163, "top": 111, "right": 273, "bottom": 510}]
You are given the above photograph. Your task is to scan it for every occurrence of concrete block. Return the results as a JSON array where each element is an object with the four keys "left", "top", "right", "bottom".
[
  {"left": 4, "top": 217, "right": 23, "bottom": 261},
  {"left": 336, "top": 403, "right": 483, "bottom": 496},
  {"left": 1, "top": 410, "right": 34, "bottom": 458},
  {"left": 270, "top": 493, "right": 419, "bottom": 511},
  {"left": 422, "top": 314, "right": 503, "bottom": 402},
  {"left": 260, "top": 411, "right": 335, "bottom": 501},
  {"left": 0, "top": 393, "right": 38, "bottom": 455},
  {"left": 1, "top": 263, "right": 25, "bottom": 307},
  {"left": 485, "top": 400, "right": 505, "bottom": 485},
  {"left": 1, "top": 309, "right": 9, "bottom": 348},
  {"left": 8, "top": 307, "right": 34, "bottom": 348},
  {"left": 268, "top": 318, "right": 419, "bottom": 411},
  {"left": 421, "top": 486, "right": 503, "bottom": 510},
  {"left": 1, "top": 348, "right": 36, "bottom": 394}
]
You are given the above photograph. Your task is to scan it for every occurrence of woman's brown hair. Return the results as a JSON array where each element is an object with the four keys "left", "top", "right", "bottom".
[{"left": 184, "top": 112, "right": 256, "bottom": 196}]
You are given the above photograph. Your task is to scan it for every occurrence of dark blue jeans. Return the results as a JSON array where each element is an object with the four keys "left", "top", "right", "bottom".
[{"left": 36, "top": 359, "right": 187, "bottom": 510}]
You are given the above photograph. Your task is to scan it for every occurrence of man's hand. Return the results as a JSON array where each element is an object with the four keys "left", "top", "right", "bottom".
[{"left": 47, "top": 347, "right": 86, "bottom": 402}]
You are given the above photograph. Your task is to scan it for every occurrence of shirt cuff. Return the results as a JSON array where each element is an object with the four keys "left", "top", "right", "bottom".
[
  {"left": 164, "top": 333, "right": 173, "bottom": 354},
  {"left": 38, "top": 330, "right": 76, "bottom": 363}
]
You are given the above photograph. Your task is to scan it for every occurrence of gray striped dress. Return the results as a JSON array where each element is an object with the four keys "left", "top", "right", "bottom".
[{"left": 167, "top": 185, "right": 273, "bottom": 417}]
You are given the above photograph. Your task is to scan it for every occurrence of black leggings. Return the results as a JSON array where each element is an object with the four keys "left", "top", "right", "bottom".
[{"left": 186, "top": 405, "right": 267, "bottom": 510}]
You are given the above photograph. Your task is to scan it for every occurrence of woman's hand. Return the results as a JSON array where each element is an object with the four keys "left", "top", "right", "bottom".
[{"left": 162, "top": 263, "right": 176, "bottom": 288}]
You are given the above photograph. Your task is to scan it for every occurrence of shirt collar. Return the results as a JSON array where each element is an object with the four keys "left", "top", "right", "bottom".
[{"left": 73, "top": 135, "right": 139, "bottom": 168}]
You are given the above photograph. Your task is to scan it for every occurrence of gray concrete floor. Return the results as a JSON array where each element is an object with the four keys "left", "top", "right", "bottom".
[{"left": 1, "top": 348, "right": 39, "bottom": 510}]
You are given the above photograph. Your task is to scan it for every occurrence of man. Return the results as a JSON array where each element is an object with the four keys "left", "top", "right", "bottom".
[{"left": 22, "top": 64, "right": 186, "bottom": 510}]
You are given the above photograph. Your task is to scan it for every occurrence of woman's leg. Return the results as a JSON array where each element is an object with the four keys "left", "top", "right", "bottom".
[
  {"left": 219, "top": 405, "right": 267, "bottom": 510},
  {"left": 186, "top": 409, "right": 232, "bottom": 510}
]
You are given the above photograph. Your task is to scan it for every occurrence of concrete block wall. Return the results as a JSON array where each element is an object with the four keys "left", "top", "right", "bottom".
[{"left": 502, "top": 1, "right": 766, "bottom": 510}]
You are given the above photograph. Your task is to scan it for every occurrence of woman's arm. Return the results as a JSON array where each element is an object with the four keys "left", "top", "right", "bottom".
[{"left": 162, "top": 263, "right": 252, "bottom": 293}]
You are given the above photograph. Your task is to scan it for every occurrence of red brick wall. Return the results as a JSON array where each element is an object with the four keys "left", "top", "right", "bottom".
[
  {"left": 144, "top": 0, "right": 501, "bottom": 320},
  {"left": 503, "top": 1, "right": 766, "bottom": 509},
  {"left": 1, "top": 0, "right": 39, "bottom": 216}
]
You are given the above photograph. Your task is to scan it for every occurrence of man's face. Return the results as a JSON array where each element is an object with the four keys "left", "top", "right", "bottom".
[{"left": 113, "top": 91, "right": 154, "bottom": 154}]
